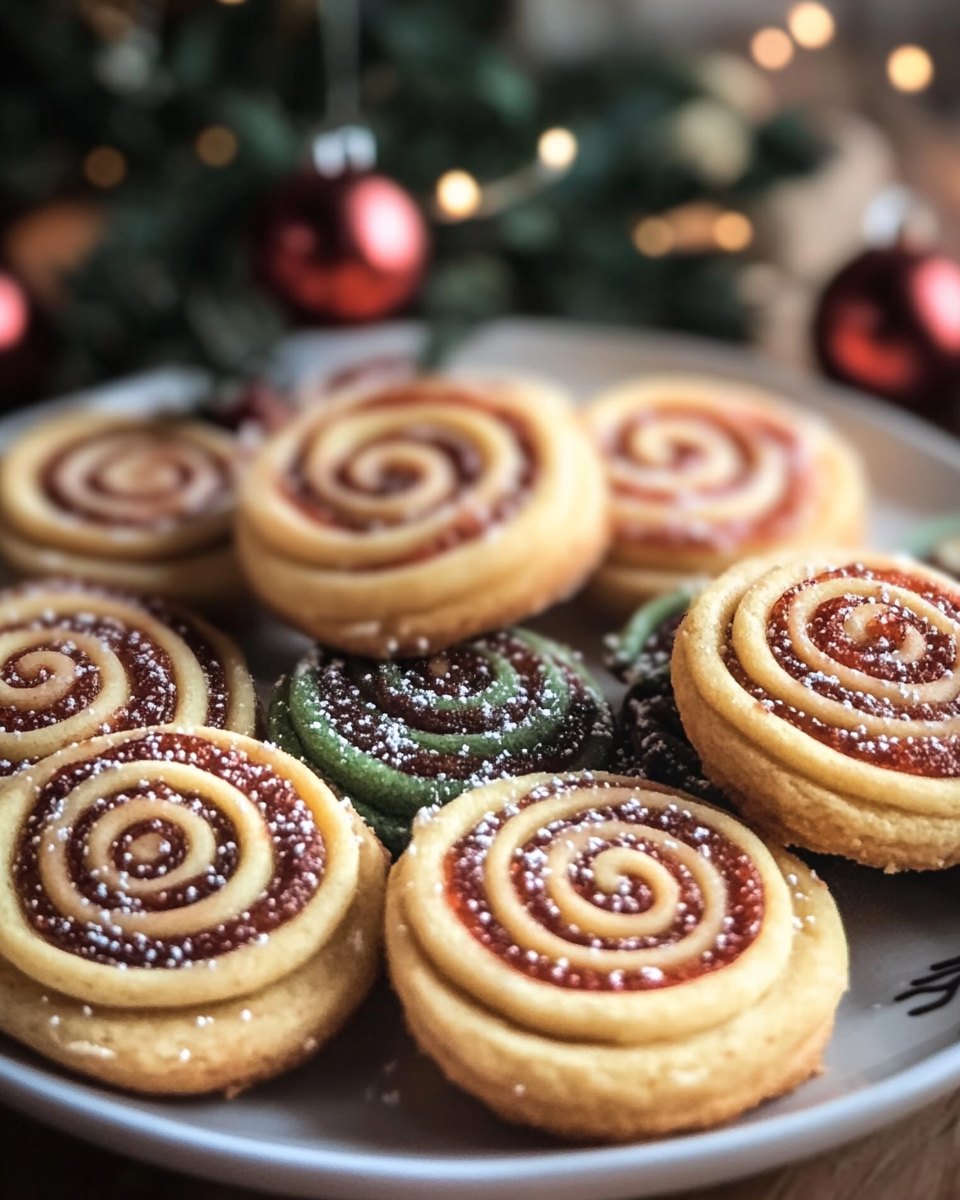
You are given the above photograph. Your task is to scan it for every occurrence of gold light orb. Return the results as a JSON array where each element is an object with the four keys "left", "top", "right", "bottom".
[{"left": 750, "top": 28, "right": 795, "bottom": 71}]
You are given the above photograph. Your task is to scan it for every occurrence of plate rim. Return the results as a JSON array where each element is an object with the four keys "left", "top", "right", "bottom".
[
  {"left": 2, "top": 317, "right": 960, "bottom": 1198},
  {"left": 3, "top": 1028, "right": 960, "bottom": 1194}
]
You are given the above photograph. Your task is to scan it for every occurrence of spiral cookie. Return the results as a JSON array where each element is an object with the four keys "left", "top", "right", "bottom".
[
  {"left": 0, "top": 579, "right": 255, "bottom": 777},
  {"left": 0, "top": 726, "right": 386, "bottom": 1094},
  {"left": 387, "top": 771, "right": 847, "bottom": 1139},
  {"left": 270, "top": 628, "right": 614, "bottom": 855},
  {"left": 583, "top": 374, "right": 867, "bottom": 613},
  {"left": 606, "top": 592, "right": 723, "bottom": 805},
  {"left": 0, "top": 412, "right": 243, "bottom": 605},
  {"left": 673, "top": 552, "right": 960, "bottom": 870},
  {"left": 236, "top": 376, "right": 610, "bottom": 655}
]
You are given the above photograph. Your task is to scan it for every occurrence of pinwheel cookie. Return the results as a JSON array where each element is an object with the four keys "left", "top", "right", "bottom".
[
  {"left": 606, "top": 591, "right": 722, "bottom": 805},
  {"left": 0, "top": 726, "right": 386, "bottom": 1095},
  {"left": 387, "top": 772, "right": 847, "bottom": 1140},
  {"left": 269, "top": 628, "right": 614, "bottom": 855},
  {"left": 674, "top": 552, "right": 960, "bottom": 871},
  {"left": 0, "top": 579, "right": 254, "bottom": 777},
  {"left": 583, "top": 374, "right": 867, "bottom": 614},
  {"left": 0, "top": 412, "right": 243, "bottom": 605},
  {"left": 236, "top": 376, "right": 610, "bottom": 655}
]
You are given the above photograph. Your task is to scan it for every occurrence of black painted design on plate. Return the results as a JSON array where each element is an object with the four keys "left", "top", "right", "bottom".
[{"left": 895, "top": 956, "right": 960, "bottom": 1016}]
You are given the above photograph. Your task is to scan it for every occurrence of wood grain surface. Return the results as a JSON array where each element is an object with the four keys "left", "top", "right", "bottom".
[{"left": 4, "top": 1089, "right": 959, "bottom": 1199}]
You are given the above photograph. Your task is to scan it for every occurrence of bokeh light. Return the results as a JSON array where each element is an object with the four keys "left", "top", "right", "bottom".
[
  {"left": 83, "top": 146, "right": 127, "bottom": 188},
  {"left": 714, "top": 211, "right": 754, "bottom": 252},
  {"left": 632, "top": 217, "right": 674, "bottom": 257},
  {"left": 195, "top": 125, "right": 239, "bottom": 167},
  {"left": 537, "top": 127, "right": 578, "bottom": 172},
  {"left": 436, "top": 170, "right": 482, "bottom": 220},
  {"left": 788, "top": 3, "right": 835, "bottom": 49},
  {"left": 750, "top": 28, "right": 795, "bottom": 71},
  {"left": 887, "top": 45, "right": 934, "bottom": 93}
]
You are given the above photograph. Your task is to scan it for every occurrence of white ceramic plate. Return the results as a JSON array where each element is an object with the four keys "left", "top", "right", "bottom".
[{"left": 1, "top": 319, "right": 960, "bottom": 1200}]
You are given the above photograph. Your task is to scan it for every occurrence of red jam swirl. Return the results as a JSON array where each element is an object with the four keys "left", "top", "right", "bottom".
[
  {"left": 726, "top": 565, "right": 960, "bottom": 776},
  {"left": 445, "top": 780, "right": 764, "bottom": 991},
  {"left": 43, "top": 430, "right": 233, "bottom": 529},
  {"left": 283, "top": 387, "right": 537, "bottom": 566},
  {"left": 13, "top": 731, "right": 325, "bottom": 967},
  {"left": 610, "top": 406, "right": 813, "bottom": 552},
  {"left": 0, "top": 590, "right": 231, "bottom": 775}
]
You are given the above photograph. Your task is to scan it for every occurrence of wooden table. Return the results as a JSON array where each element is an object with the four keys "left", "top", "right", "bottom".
[{"left": 4, "top": 1088, "right": 958, "bottom": 1199}]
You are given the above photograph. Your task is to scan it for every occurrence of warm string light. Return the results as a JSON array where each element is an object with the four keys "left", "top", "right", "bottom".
[
  {"left": 887, "top": 45, "right": 934, "bottom": 93},
  {"left": 538, "top": 127, "right": 578, "bottom": 172},
  {"left": 787, "top": 2, "right": 835, "bottom": 49},
  {"left": 195, "top": 125, "right": 238, "bottom": 167},
  {"left": 83, "top": 145, "right": 127, "bottom": 188},
  {"left": 750, "top": 5, "right": 835, "bottom": 72},
  {"left": 750, "top": 27, "right": 794, "bottom": 71},
  {"left": 713, "top": 211, "right": 753, "bottom": 252},
  {"left": 436, "top": 170, "right": 482, "bottom": 220},
  {"left": 434, "top": 127, "right": 578, "bottom": 222},
  {"left": 632, "top": 204, "right": 753, "bottom": 258},
  {"left": 747, "top": 9, "right": 934, "bottom": 100},
  {"left": 631, "top": 217, "right": 674, "bottom": 258}
]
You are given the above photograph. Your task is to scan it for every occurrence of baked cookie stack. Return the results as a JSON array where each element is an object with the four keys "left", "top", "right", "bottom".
[
  {"left": 0, "top": 414, "right": 243, "bottom": 606},
  {"left": 673, "top": 551, "right": 960, "bottom": 871},
  {"left": 0, "top": 365, "right": 896, "bottom": 1145},
  {"left": 387, "top": 772, "right": 847, "bottom": 1139},
  {"left": 0, "top": 727, "right": 385, "bottom": 1093},
  {"left": 584, "top": 374, "right": 866, "bottom": 612},
  {"left": 236, "top": 376, "right": 609, "bottom": 655}
]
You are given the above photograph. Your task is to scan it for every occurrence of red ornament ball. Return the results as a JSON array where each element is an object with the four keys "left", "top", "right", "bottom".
[
  {"left": 814, "top": 245, "right": 960, "bottom": 420},
  {"left": 253, "top": 169, "right": 429, "bottom": 324},
  {"left": 0, "top": 270, "right": 49, "bottom": 406}
]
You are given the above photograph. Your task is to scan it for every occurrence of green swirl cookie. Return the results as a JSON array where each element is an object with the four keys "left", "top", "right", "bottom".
[
  {"left": 606, "top": 589, "right": 725, "bottom": 806},
  {"left": 604, "top": 587, "right": 694, "bottom": 689},
  {"left": 269, "top": 627, "right": 614, "bottom": 854}
]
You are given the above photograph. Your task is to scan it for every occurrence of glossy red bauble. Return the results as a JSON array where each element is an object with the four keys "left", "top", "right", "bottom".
[
  {"left": 253, "top": 169, "right": 429, "bottom": 324},
  {"left": 0, "top": 270, "right": 50, "bottom": 406},
  {"left": 814, "top": 245, "right": 960, "bottom": 421}
]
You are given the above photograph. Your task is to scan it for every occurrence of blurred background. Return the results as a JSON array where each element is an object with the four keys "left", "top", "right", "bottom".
[{"left": 3, "top": 0, "right": 960, "bottom": 427}]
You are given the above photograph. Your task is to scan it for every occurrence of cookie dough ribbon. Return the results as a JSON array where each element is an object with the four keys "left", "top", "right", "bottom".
[
  {"left": 589, "top": 387, "right": 811, "bottom": 555},
  {"left": 0, "top": 729, "right": 359, "bottom": 1009},
  {"left": 270, "top": 629, "right": 613, "bottom": 853},
  {"left": 0, "top": 583, "right": 254, "bottom": 775},
  {"left": 270, "top": 384, "right": 539, "bottom": 572},
  {"left": 399, "top": 773, "right": 794, "bottom": 1045},
  {"left": 681, "top": 554, "right": 960, "bottom": 815},
  {"left": 17, "top": 416, "right": 237, "bottom": 562}
]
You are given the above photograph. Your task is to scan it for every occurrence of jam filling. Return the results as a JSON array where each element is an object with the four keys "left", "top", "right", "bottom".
[
  {"left": 0, "top": 592, "right": 231, "bottom": 774},
  {"left": 43, "top": 432, "right": 233, "bottom": 529},
  {"left": 13, "top": 731, "right": 325, "bottom": 967},
  {"left": 445, "top": 780, "right": 764, "bottom": 991},
  {"left": 727, "top": 565, "right": 960, "bottom": 775},
  {"left": 610, "top": 406, "right": 813, "bottom": 551},
  {"left": 283, "top": 388, "right": 537, "bottom": 567}
]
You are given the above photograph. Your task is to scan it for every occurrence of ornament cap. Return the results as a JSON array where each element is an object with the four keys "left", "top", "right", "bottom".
[
  {"left": 310, "top": 126, "right": 376, "bottom": 178},
  {"left": 863, "top": 185, "right": 939, "bottom": 249}
]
